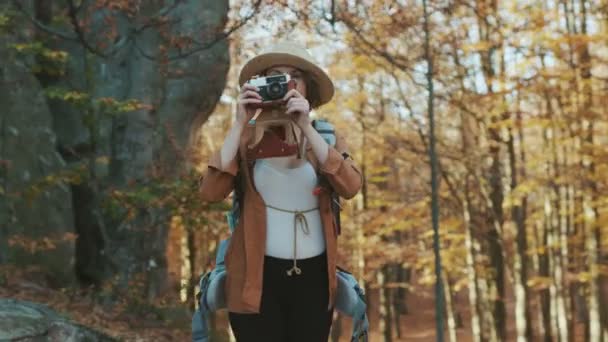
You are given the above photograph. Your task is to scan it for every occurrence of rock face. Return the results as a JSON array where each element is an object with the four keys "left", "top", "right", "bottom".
[
  {"left": 0, "top": 299, "right": 115, "bottom": 341},
  {"left": 52, "top": 0, "right": 231, "bottom": 295},
  {"left": 0, "top": 36, "right": 76, "bottom": 286},
  {"left": 1, "top": 0, "right": 230, "bottom": 294}
]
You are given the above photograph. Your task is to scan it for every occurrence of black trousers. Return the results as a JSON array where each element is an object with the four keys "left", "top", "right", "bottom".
[{"left": 228, "top": 252, "right": 334, "bottom": 342}]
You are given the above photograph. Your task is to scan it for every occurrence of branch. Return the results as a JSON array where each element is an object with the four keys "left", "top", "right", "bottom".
[
  {"left": 389, "top": 70, "right": 463, "bottom": 211},
  {"left": 66, "top": 0, "right": 110, "bottom": 57},
  {"left": 11, "top": 0, "right": 77, "bottom": 41},
  {"left": 337, "top": 14, "right": 414, "bottom": 73},
  {"left": 167, "top": 0, "right": 263, "bottom": 60},
  {"left": 133, "top": 0, "right": 185, "bottom": 35},
  {"left": 133, "top": 38, "right": 157, "bottom": 60}
]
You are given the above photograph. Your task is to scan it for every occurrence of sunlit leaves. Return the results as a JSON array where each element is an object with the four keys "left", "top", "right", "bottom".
[
  {"left": 527, "top": 276, "right": 553, "bottom": 290},
  {"left": 0, "top": 13, "right": 11, "bottom": 31},
  {"left": 10, "top": 42, "right": 69, "bottom": 76},
  {"left": 18, "top": 164, "right": 87, "bottom": 205},
  {"left": 96, "top": 97, "right": 154, "bottom": 115},
  {"left": 44, "top": 87, "right": 153, "bottom": 116}
]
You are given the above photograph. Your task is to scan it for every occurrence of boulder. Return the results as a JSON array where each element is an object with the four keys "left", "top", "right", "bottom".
[{"left": 0, "top": 299, "right": 115, "bottom": 341}]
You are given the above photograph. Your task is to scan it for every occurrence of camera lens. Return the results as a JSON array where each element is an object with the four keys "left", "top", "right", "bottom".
[{"left": 267, "top": 82, "right": 282, "bottom": 99}]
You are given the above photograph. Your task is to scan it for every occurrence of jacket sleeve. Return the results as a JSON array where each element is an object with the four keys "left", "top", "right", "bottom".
[
  {"left": 319, "top": 132, "right": 363, "bottom": 199},
  {"left": 198, "top": 150, "right": 239, "bottom": 202}
]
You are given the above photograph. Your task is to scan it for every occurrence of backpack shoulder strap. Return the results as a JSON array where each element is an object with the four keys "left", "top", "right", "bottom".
[{"left": 312, "top": 118, "right": 337, "bottom": 147}]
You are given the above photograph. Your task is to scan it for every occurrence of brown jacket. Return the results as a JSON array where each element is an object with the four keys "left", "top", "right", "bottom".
[{"left": 198, "top": 125, "right": 362, "bottom": 313}]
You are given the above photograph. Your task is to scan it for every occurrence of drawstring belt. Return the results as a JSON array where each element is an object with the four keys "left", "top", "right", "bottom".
[{"left": 265, "top": 204, "right": 319, "bottom": 276}]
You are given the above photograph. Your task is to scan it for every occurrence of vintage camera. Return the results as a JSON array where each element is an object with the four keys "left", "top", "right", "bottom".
[{"left": 248, "top": 74, "right": 293, "bottom": 104}]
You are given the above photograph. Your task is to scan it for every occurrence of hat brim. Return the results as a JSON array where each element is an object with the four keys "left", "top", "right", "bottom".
[{"left": 238, "top": 53, "right": 335, "bottom": 107}]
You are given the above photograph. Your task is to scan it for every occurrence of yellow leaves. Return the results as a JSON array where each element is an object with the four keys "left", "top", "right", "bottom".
[
  {"left": 11, "top": 42, "right": 69, "bottom": 76},
  {"left": 461, "top": 41, "right": 493, "bottom": 54},
  {"left": 343, "top": 92, "right": 368, "bottom": 110},
  {"left": 328, "top": 51, "right": 379, "bottom": 79},
  {"left": 41, "top": 50, "right": 69, "bottom": 63},
  {"left": 527, "top": 276, "right": 553, "bottom": 290},
  {"left": 45, "top": 87, "right": 90, "bottom": 107},
  {"left": 452, "top": 276, "right": 469, "bottom": 292},
  {"left": 12, "top": 43, "right": 37, "bottom": 52},
  {"left": 525, "top": 268, "right": 603, "bottom": 291},
  {"left": 63, "top": 91, "right": 90, "bottom": 102},
  {"left": 96, "top": 156, "right": 110, "bottom": 165},
  {"left": 0, "top": 13, "right": 11, "bottom": 29},
  {"left": 18, "top": 164, "right": 86, "bottom": 204},
  {"left": 504, "top": 179, "right": 539, "bottom": 208},
  {"left": 352, "top": 54, "right": 377, "bottom": 73},
  {"left": 44, "top": 87, "right": 153, "bottom": 115},
  {"left": 96, "top": 97, "right": 153, "bottom": 114}
]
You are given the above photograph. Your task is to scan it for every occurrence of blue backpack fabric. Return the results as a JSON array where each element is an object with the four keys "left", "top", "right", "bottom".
[
  {"left": 192, "top": 119, "right": 368, "bottom": 342},
  {"left": 191, "top": 237, "right": 229, "bottom": 342}
]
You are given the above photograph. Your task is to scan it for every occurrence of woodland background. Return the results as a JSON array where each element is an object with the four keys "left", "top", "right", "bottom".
[{"left": 1, "top": 0, "right": 607, "bottom": 341}]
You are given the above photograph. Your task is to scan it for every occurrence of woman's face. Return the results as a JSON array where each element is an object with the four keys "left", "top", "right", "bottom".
[{"left": 265, "top": 65, "right": 307, "bottom": 98}]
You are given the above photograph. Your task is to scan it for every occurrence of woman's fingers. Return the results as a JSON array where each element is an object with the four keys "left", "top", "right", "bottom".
[
  {"left": 287, "top": 97, "right": 309, "bottom": 108},
  {"left": 286, "top": 106, "right": 305, "bottom": 114},
  {"left": 240, "top": 84, "right": 260, "bottom": 101},
  {"left": 285, "top": 98, "right": 309, "bottom": 114},
  {"left": 240, "top": 98, "right": 262, "bottom": 105},
  {"left": 242, "top": 83, "right": 259, "bottom": 92},
  {"left": 282, "top": 89, "right": 303, "bottom": 101},
  {"left": 240, "top": 90, "right": 261, "bottom": 100}
]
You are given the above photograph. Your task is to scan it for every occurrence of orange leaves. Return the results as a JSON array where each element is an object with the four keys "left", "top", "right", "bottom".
[
  {"left": 94, "top": 0, "right": 141, "bottom": 17},
  {"left": 168, "top": 35, "right": 195, "bottom": 51},
  {"left": 527, "top": 276, "right": 553, "bottom": 290},
  {"left": 8, "top": 233, "right": 78, "bottom": 254}
]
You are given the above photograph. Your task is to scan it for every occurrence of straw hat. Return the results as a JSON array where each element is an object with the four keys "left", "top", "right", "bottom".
[{"left": 238, "top": 42, "right": 335, "bottom": 107}]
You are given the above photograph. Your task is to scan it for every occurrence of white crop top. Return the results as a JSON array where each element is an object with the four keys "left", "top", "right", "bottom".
[{"left": 253, "top": 157, "right": 326, "bottom": 259}]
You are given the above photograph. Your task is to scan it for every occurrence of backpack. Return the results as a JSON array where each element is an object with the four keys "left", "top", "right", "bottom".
[{"left": 192, "top": 119, "right": 369, "bottom": 342}]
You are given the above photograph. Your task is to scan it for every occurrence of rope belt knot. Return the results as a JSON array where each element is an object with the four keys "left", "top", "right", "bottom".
[{"left": 265, "top": 204, "right": 318, "bottom": 276}]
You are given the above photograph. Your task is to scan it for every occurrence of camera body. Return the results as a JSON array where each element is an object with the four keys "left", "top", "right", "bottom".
[
  {"left": 247, "top": 74, "right": 294, "bottom": 107},
  {"left": 244, "top": 73, "right": 300, "bottom": 159}
]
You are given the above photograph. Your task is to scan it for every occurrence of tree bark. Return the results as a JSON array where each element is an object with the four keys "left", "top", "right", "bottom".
[
  {"left": 463, "top": 195, "right": 482, "bottom": 342},
  {"left": 378, "top": 269, "right": 392, "bottom": 342},
  {"left": 442, "top": 270, "right": 458, "bottom": 342},
  {"left": 508, "top": 108, "right": 532, "bottom": 342}
]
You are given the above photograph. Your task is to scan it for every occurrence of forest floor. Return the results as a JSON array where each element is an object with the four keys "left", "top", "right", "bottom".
[
  {"left": 357, "top": 281, "right": 588, "bottom": 342},
  {"left": 0, "top": 268, "right": 189, "bottom": 341},
  {"left": 0, "top": 269, "right": 589, "bottom": 341}
]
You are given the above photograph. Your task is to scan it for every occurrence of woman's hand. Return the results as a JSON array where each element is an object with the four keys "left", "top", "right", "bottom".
[
  {"left": 236, "top": 83, "right": 262, "bottom": 127},
  {"left": 283, "top": 89, "right": 311, "bottom": 130}
]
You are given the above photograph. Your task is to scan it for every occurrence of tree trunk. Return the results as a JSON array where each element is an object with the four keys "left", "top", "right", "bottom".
[
  {"left": 378, "top": 269, "right": 392, "bottom": 342},
  {"left": 460, "top": 101, "right": 483, "bottom": 341},
  {"left": 443, "top": 270, "right": 458, "bottom": 342},
  {"left": 392, "top": 263, "right": 403, "bottom": 338},
  {"left": 474, "top": 1, "right": 506, "bottom": 337},
  {"left": 538, "top": 215, "right": 553, "bottom": 342},
  {"left": 579, "top": 0, "right": 602, "bottom": 339},
  {"left": 544, "top": 85, "right": 571, "bottom": 342},
  {"left": 463, "top": 194, "right": 482, "bottom": 342},
  {"left": 487, "top": 126, "right": 506, "bottom": 341},
  {"left": 187, "top": 227, "right": 197, "bottom": 310},
  {"left": 508, "top": 109, "right": 532, "bottom": 342}
]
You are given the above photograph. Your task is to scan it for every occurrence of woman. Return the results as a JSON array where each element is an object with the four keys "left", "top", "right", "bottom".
[{"left": 199, "top": 42, "right": 362, "bottom": 341}]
